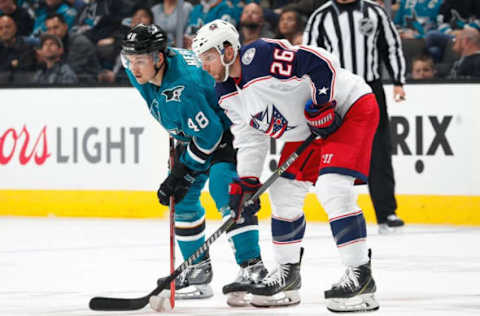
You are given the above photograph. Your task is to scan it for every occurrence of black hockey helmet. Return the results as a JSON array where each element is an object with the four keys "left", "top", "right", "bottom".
[{"left": 122, "top": 24, "right": 167, "bottom": 55}]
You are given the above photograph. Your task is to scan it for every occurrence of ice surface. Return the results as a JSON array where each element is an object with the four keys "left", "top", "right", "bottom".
[{"left": 1, "top": 217, "right": 479, "bottom": 316}]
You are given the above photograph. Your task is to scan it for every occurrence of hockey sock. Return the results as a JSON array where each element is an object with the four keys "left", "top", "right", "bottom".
[
  {"left": 175, "top": 216, "right": 206, "bottom": 263},
  {"left": 329, "top": 210, "right": 368, "bottom": 266},
  {"left": 272, "top": 214, "right": 306, "bottom": 264}
]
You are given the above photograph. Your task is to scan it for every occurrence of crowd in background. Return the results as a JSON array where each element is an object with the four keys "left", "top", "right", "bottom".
[{"left": 1, "top": 0, "right": 479, "bottom": 85}]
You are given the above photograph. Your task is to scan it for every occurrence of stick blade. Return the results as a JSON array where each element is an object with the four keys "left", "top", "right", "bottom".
[{"left": 89, "top": 296, "right": 148, "bottom": 311}]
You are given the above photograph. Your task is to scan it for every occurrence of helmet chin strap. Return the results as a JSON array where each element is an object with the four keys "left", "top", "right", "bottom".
[
  {"left": 154, "top": 62, "right": 164, "bottom": 77},
  {"left": 150, "top": 52, "right": 165, "bottom": 83},
  {"left": 219, "top": 47, "right": 237, "bottom": 82}
]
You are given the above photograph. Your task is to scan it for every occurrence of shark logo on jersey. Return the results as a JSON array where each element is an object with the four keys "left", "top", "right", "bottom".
[
  {"left": 162, "top": 86, "right": 185, "bottom": 102},
  {"left": 250, "top": 105, "right": 295, "bottom": 139}
]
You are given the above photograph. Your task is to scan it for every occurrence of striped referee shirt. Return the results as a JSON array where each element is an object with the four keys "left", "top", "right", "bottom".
[{"left": 303, "top": 0, "right": 406, "bottom": 85}]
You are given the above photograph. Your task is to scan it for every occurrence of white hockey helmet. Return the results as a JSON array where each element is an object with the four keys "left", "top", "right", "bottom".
[{"left": 192, "top": 19, "right": 240, "bottom": 59}]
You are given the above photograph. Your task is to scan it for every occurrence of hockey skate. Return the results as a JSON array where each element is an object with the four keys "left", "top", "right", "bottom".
[
  {"left": 324, "top": 249, "right": 379, "bottom": 313},
  {"left": 249, "top": 248, "right": 304, "bottom": 308},
  {"left": 156, "top": 254, "right": 213, "bottom": 300},
  {"left": 222, "top": 258, "right": 268, "bottom": 307},
  {"left": 378, "top": 214, "right": 405, "bottom": 234}
]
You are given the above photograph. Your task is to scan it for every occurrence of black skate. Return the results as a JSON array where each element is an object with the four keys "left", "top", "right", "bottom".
[
  {"left": 378, "top": 214, "right": 405, "bottom": 234},
  {"left": 156, "top": 254, "right": 213, "bottom": 300},
  {"left": 249, "top": 248, "right": 304, "bottom": 307},
  {"left": 324, "top": 249, "right": 379, "bottom": 313},
  {"left": 222, "top": 258, "right": 268, "bottom": 307}
]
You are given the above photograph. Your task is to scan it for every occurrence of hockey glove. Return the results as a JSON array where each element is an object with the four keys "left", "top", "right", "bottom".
[
  {"left": 304, "top": 100, "right": 342, "bottom": 139},
  {"left": 157, "top": 162, "right": 196, "bottom": 206},
  {"left": 229, "top": 177, "right": 262, "bottom": 222}
]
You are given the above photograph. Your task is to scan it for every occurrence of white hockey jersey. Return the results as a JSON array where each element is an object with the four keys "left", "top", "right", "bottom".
[{"left": 215, "top": 39, "right": 372, "bottom": 177}]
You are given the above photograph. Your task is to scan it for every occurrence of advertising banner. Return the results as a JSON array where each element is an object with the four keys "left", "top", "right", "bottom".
[
  {"left": 1, "top": 88, "right": 168, "bottom": 190},
  {"left": 1, "top": 85, "right": 479, "bottom": 223}
]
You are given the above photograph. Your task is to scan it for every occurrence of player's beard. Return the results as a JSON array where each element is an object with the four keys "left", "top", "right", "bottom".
[{"left": 240, "top": 21, "right": 261, "bottom": 30}]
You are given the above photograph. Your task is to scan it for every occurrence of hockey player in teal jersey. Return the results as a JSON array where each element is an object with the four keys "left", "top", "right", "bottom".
[{"left": 121, "top": 24, "right": 267, "bottom": 306}]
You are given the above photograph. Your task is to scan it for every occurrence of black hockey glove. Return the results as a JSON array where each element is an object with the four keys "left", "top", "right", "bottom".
[
  {"left": 229, "top": 177, "right": 261, "bottom": 222},
  {"left": 304, "top": 100, "right": 342, "bottom": 139},
  {"left": 157, "top": 162, "right": 196, "bottom": 206}
]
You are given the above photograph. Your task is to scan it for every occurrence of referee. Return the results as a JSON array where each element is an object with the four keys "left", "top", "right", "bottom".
[{"left": 303, "top": 0, "right": 406, "bottom": 233}]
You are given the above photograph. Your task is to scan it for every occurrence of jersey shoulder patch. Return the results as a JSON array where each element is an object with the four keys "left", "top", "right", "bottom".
[
  {"left": 240, "top": 40, "right": 273, "bottom": 66},
  {"left": 241, "top": 47, "right": 256, "bottom": 65},
  {"left": 238, "top": 40, "right": 275, "bottom": 84}
]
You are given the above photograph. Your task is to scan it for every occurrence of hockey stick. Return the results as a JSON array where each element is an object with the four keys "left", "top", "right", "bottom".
[
  {"left": 89, "top": 134, "right": 317, "bottom": 311},
  {"left": 168, "top": 137, "right": 175, "bottom": 309}
]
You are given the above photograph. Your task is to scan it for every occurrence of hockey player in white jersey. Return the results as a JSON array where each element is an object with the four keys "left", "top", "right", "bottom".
[{"left": 193, "top": 20, "right": 380, "bottom": 312}]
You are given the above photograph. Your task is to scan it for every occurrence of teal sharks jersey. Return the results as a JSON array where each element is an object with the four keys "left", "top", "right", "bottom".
[
  {"left": 126, "top": 48, "right": 231, "bottom": 171},
  {"left": 394, "top": 0, "right": 443, "bottom": 38},
  {"left": 186, "top": 1, "right": 237, "bottom": 36}
]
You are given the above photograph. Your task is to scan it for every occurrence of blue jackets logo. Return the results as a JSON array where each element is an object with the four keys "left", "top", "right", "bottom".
[
  {"left": 162, "top": 86, "right": 185, "bottom": 102},
  {"left": 249, "top": 105, "right": 295, "bottom": 139}
]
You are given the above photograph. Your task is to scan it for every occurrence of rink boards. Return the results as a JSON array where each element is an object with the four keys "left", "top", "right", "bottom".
[{"left": 1, "top": 85, "right": 479, "bottom": 224}]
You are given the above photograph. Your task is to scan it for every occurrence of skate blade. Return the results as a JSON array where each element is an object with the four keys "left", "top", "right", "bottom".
[
  {"left": 251, "top": 290, "right": 301, "bottom": 308},
  {"left": 378, "top": 225, "right": 404, "bottom": 235},
  {"left": 326, "top": 293, "right": 379, "bottom": 313},
  {"left": 226, "top": 291, "right": 252, "bottom": 307},
  {"left": 175, "top": 285, "right": 213, "bottom": 300}
]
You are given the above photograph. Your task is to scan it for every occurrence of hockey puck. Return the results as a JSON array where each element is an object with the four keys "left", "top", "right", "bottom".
[{"left": 149, "top": 294, "right": 173, "bottom": 312}]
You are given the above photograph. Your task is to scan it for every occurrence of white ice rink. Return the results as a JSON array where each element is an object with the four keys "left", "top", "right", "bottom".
[{"left": 1, "top": 217, "right": 479, "bottom": 316}]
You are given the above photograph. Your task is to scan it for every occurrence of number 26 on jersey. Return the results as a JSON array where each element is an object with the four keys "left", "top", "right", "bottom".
[{"left": 270, "top": 49, "right": 294, "bottom": 76}]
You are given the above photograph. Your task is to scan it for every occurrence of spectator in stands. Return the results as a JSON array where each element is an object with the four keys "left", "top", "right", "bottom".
[
  {"left": 151, "top": 0, "right": 192, "bottom": 46},
  {"left": 450, "top": 27, "right": 480, "bottom": 78},
  {"left": 374, "top": 0, "right": 399, "bottom": 10},
  {"left": 32, "top": 0, "right": 77, "bottom": 36},
  {"left": 425, "top": 0, "right": 480, "bottom": 63},
  {"left": 96, "top": 5, "right": 149, "bottom": 83},
  {"left": 0, "top": 14, "right": 37, "bottom": 83},
  {"left": 65, "top": 0, "right": 87, "bottom": 12},
  {"left": 437, "top": 0, "right": 480, "bottom": 33},
  {"left": 71, "top": 0, "right": 132, "bottom": 37},
  {"left": 97, "top": 5, "right": 150, "bottom": 83},
  {"left": 73, "top": 1, "right": 135, "bottom": 82},
  {"left": 33, "top": 34, "right": 77, "bottom": 84},
  {"left": 274, "top": 0, "right": 328, "bottom": 18},
  {"left": 184, "top": 0, "right": 236, "bottom": 48},
  {"left": 394, "top": 0, "right": 443, "bottom": 39},
  {"left": 276, "top": 8, "right": 305, "bottom": 45},
  {"left": 239, "top": 2, "right": 273, "bottom": 45},
  {"left": 45, "top": 13, "right": 100, "bottom": 82},
  {"left": 131, "top": 6, "right": 153, "bottom": 27},
  {"left": 411, "top": 54, "right": 436, "bottom": 79},
  {"left": 231, "top": 0, "right": 278, "bottom": 33},
  {"left": 230, "top": 0, "right": 259, "bottom": 21},
  {"left": 0, "top": 0, "right": 34, "bottom": 36}
]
